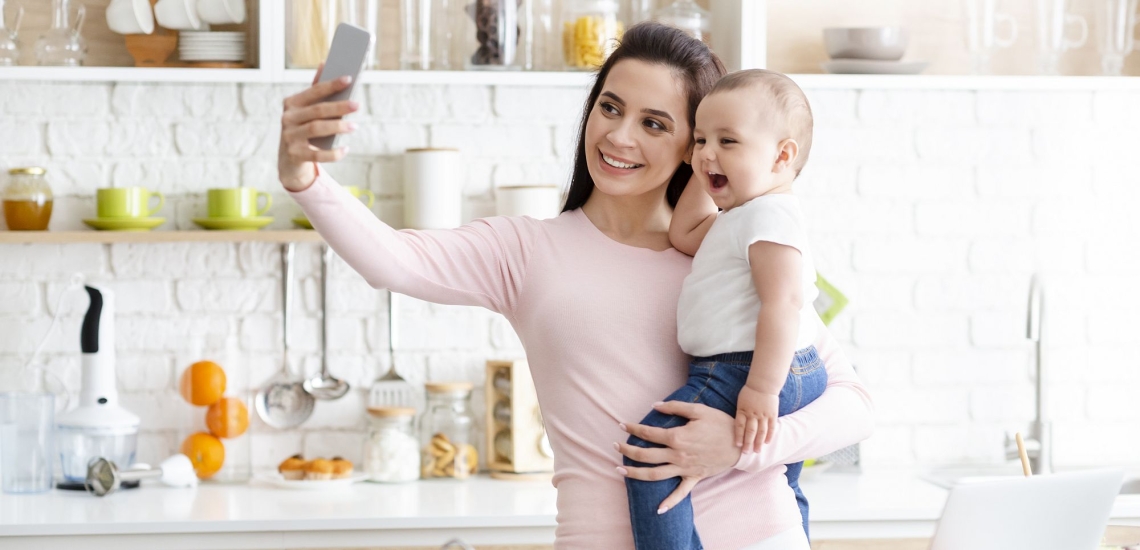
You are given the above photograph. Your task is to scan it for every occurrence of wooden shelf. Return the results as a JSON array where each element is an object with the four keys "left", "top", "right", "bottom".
[{"left": 0, "top": 230, "right": 324, "bottom": 244}]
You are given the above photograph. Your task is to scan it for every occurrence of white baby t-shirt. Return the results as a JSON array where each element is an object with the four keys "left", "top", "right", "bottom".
[{"left": 677, "top": 194, "right": 820, "bottom": 357}]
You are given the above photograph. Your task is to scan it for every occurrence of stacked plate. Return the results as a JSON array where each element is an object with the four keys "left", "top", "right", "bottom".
[{"left": 179, "top": 31, "right": 246, "bottom": 62}]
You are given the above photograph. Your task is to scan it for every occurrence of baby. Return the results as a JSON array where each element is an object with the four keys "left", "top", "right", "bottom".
[{"left": 623, "top": 69, "right": 826, "bottom": 549}]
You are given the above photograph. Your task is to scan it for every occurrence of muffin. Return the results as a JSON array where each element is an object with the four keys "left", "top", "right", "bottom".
[
  {"left": 278, "top": 454, "right": 307, "bottom": 481},
  {"left": 305, "top": 458, "right": 334, "bottom": 481},
  {"left": 330, "top": 456, "right": 354, "bottom": 479}
]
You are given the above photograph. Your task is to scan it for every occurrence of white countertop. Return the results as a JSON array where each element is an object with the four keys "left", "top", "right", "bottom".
[{"left": 2, "top": 471, "right": 1138, "bottom": 549}]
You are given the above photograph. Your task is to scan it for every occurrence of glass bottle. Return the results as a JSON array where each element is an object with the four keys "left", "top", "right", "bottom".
[
  {"left": 400, "top": 0, "right": 453, "bottom": 69},
  {"left": 654, "top": 0, "right": 710, "bottom": 43},
  {"left": 363, "top": 407, "right": 420, "bottom": 482},
  {"left": 419, "top": 382, "right": 477, "bottom": 479},
  {"left": 176, "top": 336, "right": 252, "bottom": 484},
  {"left": 2, "top": 167, "right": 53, "bottom": 231},
  {"left": 561, "top": 0, "right": 624, "bottom": 70},
  {"left": 35, "top": 0, "right": 85, "bottom": 67},
  {"left": 464, "top": 0, "right": 522, "bottom": 70},
  {"left": 0, "top": 0, "right": 24, "bottom": 67}
]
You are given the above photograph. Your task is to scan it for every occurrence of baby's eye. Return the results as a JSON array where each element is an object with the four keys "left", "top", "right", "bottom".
[
  {"left": 694, "top": 138, "right": 706, "bottom": 145},
  {"left": 720, "top": 138, "right": 736, "bottom": 145}
]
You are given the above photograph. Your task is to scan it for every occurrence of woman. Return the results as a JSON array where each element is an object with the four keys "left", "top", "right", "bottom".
[{"left": 278, "top": 23, "right": 873, "bottom": 550}]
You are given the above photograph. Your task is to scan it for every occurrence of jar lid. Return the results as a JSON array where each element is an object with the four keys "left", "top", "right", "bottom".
[
  {"left": 8, "top": 167, "right": 46, "bottom": 175},
  {"left": 367, "top": 406, "right": 417, "bottom": 417},
  {"left": 425, "top": 381, "right": 474, "bottom": 393}
]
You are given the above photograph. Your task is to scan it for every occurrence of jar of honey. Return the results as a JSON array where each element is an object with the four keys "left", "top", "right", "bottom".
[{"left": 2, "top": 167, "right": 53, "bottom": 231}]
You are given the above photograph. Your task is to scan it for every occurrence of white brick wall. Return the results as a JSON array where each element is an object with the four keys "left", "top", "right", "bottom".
[{"left": 2, "top": 82, "right": 1139, "bottom": 473}]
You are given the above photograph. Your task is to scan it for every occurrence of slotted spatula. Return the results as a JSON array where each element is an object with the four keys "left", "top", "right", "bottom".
[{"left": 368, "top": 289, "right": 419, "bottom": 409}]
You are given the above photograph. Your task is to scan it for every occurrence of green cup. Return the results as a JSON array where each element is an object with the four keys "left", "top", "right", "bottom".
[
  {"left": 207, "top": 188, "right": 272, "bottom": 218},
  {"left": 96, "top": 187, "right": 165, "bottom": 219},
  {"left": 344, "top": 186, "right": 375, "bottom": 209}
]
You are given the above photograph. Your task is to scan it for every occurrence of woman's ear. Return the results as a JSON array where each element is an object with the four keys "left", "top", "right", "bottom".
[
  {"left": 773, "top": 139, "right": 799, "bottom": 173},
  {"left": 684, "top": 141, "right": 694, "bottom": 165}
]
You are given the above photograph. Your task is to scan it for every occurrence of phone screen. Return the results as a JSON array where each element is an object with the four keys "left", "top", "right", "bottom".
[{"left": 309, "top": 23, "right": 374, "bottom": 151}]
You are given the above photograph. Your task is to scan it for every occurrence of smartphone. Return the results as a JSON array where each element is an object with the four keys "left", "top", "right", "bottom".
[{"left": 309, "top": 23, "right": 374, "bottom": 151}]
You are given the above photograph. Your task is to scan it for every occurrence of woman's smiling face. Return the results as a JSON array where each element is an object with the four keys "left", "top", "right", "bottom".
[{"left": 583, "top": 59, "right": 693, "bottom": 201}]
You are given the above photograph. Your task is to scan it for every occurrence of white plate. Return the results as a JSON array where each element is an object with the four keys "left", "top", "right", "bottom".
[
  {"left": 252, "top": 472, "right": 366, "bottom": 490},
  {"left": 821, "top": 59, "right": 929, "bottom": 75}
]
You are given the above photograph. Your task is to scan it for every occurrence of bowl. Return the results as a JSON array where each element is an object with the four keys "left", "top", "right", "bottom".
[{"left": 823, "top": 27, "right": 908, "bottom": 61}]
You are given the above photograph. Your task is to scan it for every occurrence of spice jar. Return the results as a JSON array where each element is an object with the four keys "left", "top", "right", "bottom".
[
  {"left": 2, "top": 167, "right": 53, "bottom": 231},
  {"left": 654, "top": 0, "right": 710, "bottom": 43},
  {"left": 464, "top": 0, "right": 523, "bottom": 69},
  {"left": 364, "top": 407, "right": 420, "bottom": 483},
  {"left": 420, "top": 382, "right": 478, "bottom": 479},
  {"left": 561, "top": 0, "right": 623, "bottom": 69}
]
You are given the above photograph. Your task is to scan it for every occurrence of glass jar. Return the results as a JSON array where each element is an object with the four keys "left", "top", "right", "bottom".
[
  {"left": 35, "top": 0, "right": 85, "bottom": 67},
  {"left": 287, "top": 0, "right": 381, "bottom": 69},
  {"left": 400, "top": 0, "right": 453, "bottom": 70},
  {"left": 2, "top": 167, "right": 53, "bottom": 231},
  {"left": 363, "top": 407, "right": 420, "bottom": 483},
  {"left": 420, "top": 382, "right": 477, "bottom": 479},
  {"left": 561, "top": 0, "right": 623, "bottom": 70},
  {"left": 0, "top": 0, "right": 24, "bottom": 67},
  {"left": 176, "top": 337, "right": 252, "bottom": 484},
  {"left": 654, "top": 0, "right": 710, "bottom": 43},
  {"left": 464, "top": 0, "right": 523, "bottom": 70}
]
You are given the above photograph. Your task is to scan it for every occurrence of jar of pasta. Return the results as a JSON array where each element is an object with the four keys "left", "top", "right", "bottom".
[
  {"left": 420, "top": 382, "right": 478, "bottom": 479},
  {"left": 561, "top": 0, "right": 624, "bottom": 70},
  {"left": 364, "top": 407, "right": 420, "bottom": 483}
]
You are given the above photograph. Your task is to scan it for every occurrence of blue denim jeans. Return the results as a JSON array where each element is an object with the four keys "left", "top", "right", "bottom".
[{"left": 624, "top": 346, "right": 827, "bottom": 550}]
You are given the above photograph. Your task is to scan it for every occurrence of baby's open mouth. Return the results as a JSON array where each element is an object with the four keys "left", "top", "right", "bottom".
[{"left": 709, "top": 173, "right": 728, "bottom": 190}]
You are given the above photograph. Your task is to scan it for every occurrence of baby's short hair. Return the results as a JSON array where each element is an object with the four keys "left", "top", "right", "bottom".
[{"left": 709, "top": 69, "right": 813, "bottom": 177}]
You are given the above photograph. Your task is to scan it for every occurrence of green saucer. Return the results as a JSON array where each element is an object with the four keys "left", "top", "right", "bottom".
[
  {"left": 292, "top": 216, "right": 313, "bottom": 229},
  {"left": 192, "top": 216, "right": 274, "bottom": 231},
  {"left": 83, "top": 217, "right": 166, "bottom": 231}
]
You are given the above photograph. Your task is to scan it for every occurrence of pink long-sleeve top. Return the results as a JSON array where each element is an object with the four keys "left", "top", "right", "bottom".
[{"left": 291, "top": 170, "right": 874, "bottom": 550}]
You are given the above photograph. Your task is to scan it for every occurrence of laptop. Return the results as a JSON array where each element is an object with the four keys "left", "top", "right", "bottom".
[{"left": 930, "top": 468, "right": 1124, "bottom": 550}]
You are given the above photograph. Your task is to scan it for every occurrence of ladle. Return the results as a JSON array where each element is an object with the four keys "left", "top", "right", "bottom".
[
  {"left": 303, "top": 244, "right": 350, "bottom": 400},
  {"left": 254, "top": 243, "right": 315, "bottom": 428}
]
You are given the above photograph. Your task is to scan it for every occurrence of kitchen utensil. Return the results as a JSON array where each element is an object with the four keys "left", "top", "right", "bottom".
[
  {"left": 106, "top": 0, "right": 155, "bottom": 35},
  {"left": 1035, "top": 0, "right": 1087, "bottom": 75},
  {"left": 124, "top": 33, "right": 177, "bottom": 67},
  {"left": 83, "top": 217, "right": 166, "bottom": 231},
  {"left": 368, "top": 290, "right": 419, "bottom": 409},
  {"left": 304, "top": 245, "right": 351, "bottom": 400},
  {"left": 962, "top": 0, "right": 1018, "bottom": 74},
  {"left": 0, "top": 392, "right": 55, "bottom": 494},
  {"left": 1015, "top": 432, "right": 1032, "bottom": 476},
  {"left": 56, "top": 285, "right": 141, "bottom": 485},
  {"left": 403, "top": 148, "right": 462, "bottom": 229},
  {"left": 197, "top": 0, "right": 245, "bottom": 25},
  {"left": 154, "top": 0, "right": 203, "bottom": 30},
  {"left": 484, "top": 359, "right": 553, "bottom": 475},
  {"left": 0, "top": 0, "right": 24, "bottom": 66},
  {"left": 254, "top": 244, "right": 315, "bottom": 429},
  {"left": 84, "top": 454, "right": 197, "bottom": 497},
  {"left": 35, "top": 0, "right": 86, "bottom": 66},
  {"left": 823, "top": 27, "right": 908, "bottom": 61},
  {"left": 96, "top": 187, "right": 164, "bottom": 219},
  {"left": 1095, "top": 0, "right": 1140, "bottom": 75}
]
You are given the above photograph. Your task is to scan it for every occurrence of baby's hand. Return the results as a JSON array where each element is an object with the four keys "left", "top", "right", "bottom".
[{"left": 735, "top": 385, "right": 779, "bottom": 453}]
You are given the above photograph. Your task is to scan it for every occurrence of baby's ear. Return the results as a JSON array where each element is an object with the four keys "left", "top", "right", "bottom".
[{"left": 774, "top": 139, "right": 799, "bottom": 173}]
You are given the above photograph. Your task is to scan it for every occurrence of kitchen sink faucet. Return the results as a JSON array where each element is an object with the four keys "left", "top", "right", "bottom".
[{"left": 1005, "top": 274, "right": 1052, "bottom": 475}]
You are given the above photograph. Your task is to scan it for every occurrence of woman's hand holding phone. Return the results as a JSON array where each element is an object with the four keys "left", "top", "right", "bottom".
[{"left": 277, "top": 64, "right": 360, "bottom": 192}]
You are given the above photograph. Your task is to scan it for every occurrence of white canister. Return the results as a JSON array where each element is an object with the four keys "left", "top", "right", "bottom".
[
  {"left": 495, "top": 185, "right": 562, "bottom": 220},
  {"left": 403, "top": 148, "right": 462, "bottom": 229}
]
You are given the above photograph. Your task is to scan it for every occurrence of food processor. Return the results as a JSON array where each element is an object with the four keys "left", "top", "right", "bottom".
[{"left": 55, "top": 285, "right": 141, "bottom": 488}]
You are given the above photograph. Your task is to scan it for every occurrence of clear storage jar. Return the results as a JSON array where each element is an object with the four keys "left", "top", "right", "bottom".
[
  {"left": 2, "top": 167, "right": 53, "bottom": 231},
  {"left": 654, "top": 0, "right": 710, "bottom": 43},
  {"left": 364, "top": 407, "right": 420, "bottom": 483},
  {"left": 561, "top": 0, "right": 623, "bottom": 69},
  {"left": 400, "top": 0, "right": 452, "bottom": 69},
  {"left": 420, "top": 382, "right": 478, "bottom": 479},
  {"left": 464, "top": 0, "right": 523, "bottom": 69}
]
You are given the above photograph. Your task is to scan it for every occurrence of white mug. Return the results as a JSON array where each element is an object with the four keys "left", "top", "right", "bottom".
[
  {"left": 106, "top": 0, "right": 154, "bottom": 35},
  {"left": 197, "top": 0, "right": 245, "bottom": 25},
  {"left": 154, "top": 0, "right": 203, "bottom": 30},
  {"left": 403, "top": 148, "right": 461, "bottom": 229},
  {"left": 495, "top": 185, "right": 561, "bottom": 220}
]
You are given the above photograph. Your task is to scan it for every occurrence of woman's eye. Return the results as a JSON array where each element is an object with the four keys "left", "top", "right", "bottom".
[
  {"left": 644, "top": 119, "right": 664, "bottom": 131},
  {"left": 600, "top": 102, "right": 619, "bottom": 115}
]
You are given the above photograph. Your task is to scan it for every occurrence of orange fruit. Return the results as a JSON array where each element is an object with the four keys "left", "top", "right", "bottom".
[
  {"left": 181, "top": 432, "right": 225, "bottom": 479},
  {"left": 179, "top": 361, "right": 226, "bottom": 406},
  {"left": 206, "top": 397, "right": 249, "bottom": 439}
]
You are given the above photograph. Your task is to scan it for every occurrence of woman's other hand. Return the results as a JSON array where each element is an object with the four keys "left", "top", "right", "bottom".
[
  {"left": 617, "top": 400, "right": 741, "bottom": 512},
  {"left": 278, "top": 63, "right": 360, "bottom": 191}
]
